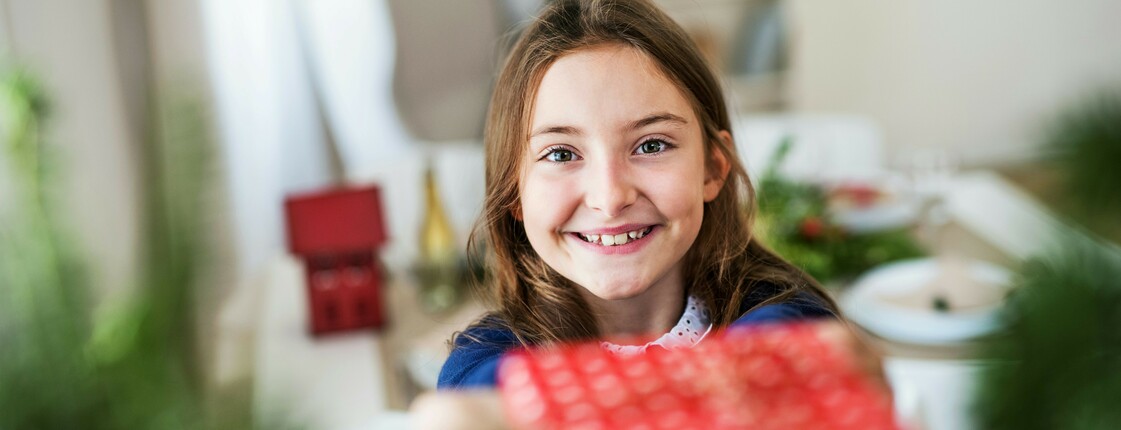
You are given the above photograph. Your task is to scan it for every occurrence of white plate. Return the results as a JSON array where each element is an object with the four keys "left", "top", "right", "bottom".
[
  {"left": 826, "top": 178, "right": 921, "bottom": 233},
  {"left": 831, "top": 199, "right": 921, "bottom": 233},
  {"left": 840, "top": 258, "right": 1013, "bottom": 345}
]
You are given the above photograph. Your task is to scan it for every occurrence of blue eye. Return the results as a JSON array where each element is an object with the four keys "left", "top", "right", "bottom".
[
  {"left": 636, "top": 139, "right": 670, "bottom": 155},
  {"left": 544, "top": 147, "right": 577, "bottom": 163}
]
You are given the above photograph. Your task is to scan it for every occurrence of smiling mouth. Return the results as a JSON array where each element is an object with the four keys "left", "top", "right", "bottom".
[{"left": 575, "top": 226, "right": 654, "bottom": 247}]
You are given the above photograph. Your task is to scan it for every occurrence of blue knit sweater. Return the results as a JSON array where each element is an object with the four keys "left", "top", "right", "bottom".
[{"left": 437, "top": 287, "right": 833, "bottom": 390}]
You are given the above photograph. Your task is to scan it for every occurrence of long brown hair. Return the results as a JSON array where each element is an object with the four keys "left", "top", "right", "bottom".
[{"left": 467, "top": 0, "right": 837, "bottom": 346}]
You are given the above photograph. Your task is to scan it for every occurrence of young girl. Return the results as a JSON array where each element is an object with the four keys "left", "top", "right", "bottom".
[{"left": 438, "top": 0, "right": 839, "bottom": 390}]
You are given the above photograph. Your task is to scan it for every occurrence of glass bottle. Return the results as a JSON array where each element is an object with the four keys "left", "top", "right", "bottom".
[{"left": 418, "top": 164, "right": 460, "bottom": 312}]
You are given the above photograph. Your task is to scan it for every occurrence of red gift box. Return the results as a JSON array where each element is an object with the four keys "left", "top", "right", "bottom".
[
  {"left": 284, "top": 185, "right": 388, "bottom": 334},
  {"left": 498, "top": 323, "right": 899, "bottom": 430}
]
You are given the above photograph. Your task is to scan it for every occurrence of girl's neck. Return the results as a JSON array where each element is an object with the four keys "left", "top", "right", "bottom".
[{"left": 585, "top": 273, "right": 686, "bottom": 343}]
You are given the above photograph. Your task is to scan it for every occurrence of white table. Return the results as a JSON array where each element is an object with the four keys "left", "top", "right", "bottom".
[{"left": 859, "top": 171, "right": 1069, "bottom": 430}]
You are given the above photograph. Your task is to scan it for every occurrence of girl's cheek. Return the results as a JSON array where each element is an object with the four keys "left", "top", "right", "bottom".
[{"left": 520, "top": 174, "right": 573, "bottom": 226}]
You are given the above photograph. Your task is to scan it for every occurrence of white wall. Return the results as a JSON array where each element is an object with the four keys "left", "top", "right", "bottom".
[{"left": 786, "top": 0, "right": 1121, "bottom": 167}]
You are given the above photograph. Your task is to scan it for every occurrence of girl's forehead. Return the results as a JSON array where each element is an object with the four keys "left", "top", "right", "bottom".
[
  {"left": 528, "top": 44, "right": 699, "bottom": 135},
  {"left": 536, "top": 44, "right": 676, "bottom": 100}
]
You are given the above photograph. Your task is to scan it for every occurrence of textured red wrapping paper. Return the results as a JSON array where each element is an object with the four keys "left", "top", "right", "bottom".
[{"left": 498, "top": 323, "right": 898, "bottom": 430}]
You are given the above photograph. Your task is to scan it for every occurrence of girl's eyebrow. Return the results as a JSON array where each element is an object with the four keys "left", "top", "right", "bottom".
[
  {"left": 530, "top": 112, "right": 688, "bottom": 138},
  {"left": 629, "top": 112, "right": 688, "bottom": 130},
  {"left": 530, "top": 125, "right": 582, "bottom": 138}
]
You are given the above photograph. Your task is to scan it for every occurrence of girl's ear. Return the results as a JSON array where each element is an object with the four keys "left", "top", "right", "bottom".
[
  {"left": 703, "top": 130, "right": 733, "bottom": 202},
  {"left": 512, "top": 204, "right": 523, "bottom": 221}
]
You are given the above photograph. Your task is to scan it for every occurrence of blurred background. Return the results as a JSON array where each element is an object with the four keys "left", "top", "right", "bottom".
[{"left": 1, "top": 0, "right": 1119, "bottom": 429}]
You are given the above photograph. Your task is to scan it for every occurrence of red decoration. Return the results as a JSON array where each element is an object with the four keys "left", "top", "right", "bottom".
[
  {"left": 831, "top": 184, "right": 882, "bottom": 208},
  {"left": 285, "top": 185, "right": 388, "bottom": 335},
  {"left": 799, "top": 216, "right": 826, "bottom": 239},
  {"left": 498, "top": 323, "right": 899, "bottom": 430}
]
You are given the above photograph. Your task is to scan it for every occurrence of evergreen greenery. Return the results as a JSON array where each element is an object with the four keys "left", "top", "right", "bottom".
[
  {"left": 1047, "top": 90, "right": 1121, "bottom": 229},
  {"left": 755, "top": 138, "right": 925, "bottom": 284},
  {"left": 973, "top": 235, "right": 1121, "bottom": 429}
]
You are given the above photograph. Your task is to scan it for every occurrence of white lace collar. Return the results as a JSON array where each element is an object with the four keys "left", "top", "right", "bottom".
[{"left": 599, "top": 295, "right": 713, "bottom": 356}]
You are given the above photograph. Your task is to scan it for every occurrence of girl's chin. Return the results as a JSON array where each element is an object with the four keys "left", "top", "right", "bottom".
[{"left": 579, "top": 280, "right": 651, "bottom": 301}]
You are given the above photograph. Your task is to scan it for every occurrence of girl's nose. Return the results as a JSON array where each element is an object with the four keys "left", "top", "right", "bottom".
[{"left": 584, "top": 158, "right": 637, "bottom": 217}]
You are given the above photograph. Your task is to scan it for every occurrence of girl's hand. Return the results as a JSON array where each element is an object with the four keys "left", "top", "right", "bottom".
[
  {"left": 815, "top": 321, "right": 892, "bottom": 395},
  {"left": 410, "top": 389, "right": 506, "bottom": 430}
]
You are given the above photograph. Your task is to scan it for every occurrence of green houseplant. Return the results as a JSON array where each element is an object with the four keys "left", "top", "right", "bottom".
[{"left": 0, "top": 66, "right": 299, "bottom": 429}]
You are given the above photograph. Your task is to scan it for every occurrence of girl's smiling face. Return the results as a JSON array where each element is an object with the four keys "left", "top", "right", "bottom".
[{"left": 519, "top": 44, "right": 727, "bottom": 302}]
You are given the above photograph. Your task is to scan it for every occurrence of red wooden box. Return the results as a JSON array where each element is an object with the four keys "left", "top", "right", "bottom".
[{"left": 284, "top": 185, "right": 388, "bottom": 334}]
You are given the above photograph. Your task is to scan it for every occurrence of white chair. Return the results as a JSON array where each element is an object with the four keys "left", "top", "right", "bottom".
[{"left": 733, "top": 113, "right": 887, "bottom": 184}]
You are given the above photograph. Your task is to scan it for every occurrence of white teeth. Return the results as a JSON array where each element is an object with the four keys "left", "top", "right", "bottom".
[{"left": 580, "top": 227, "right": 651, "bottom": 246}]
